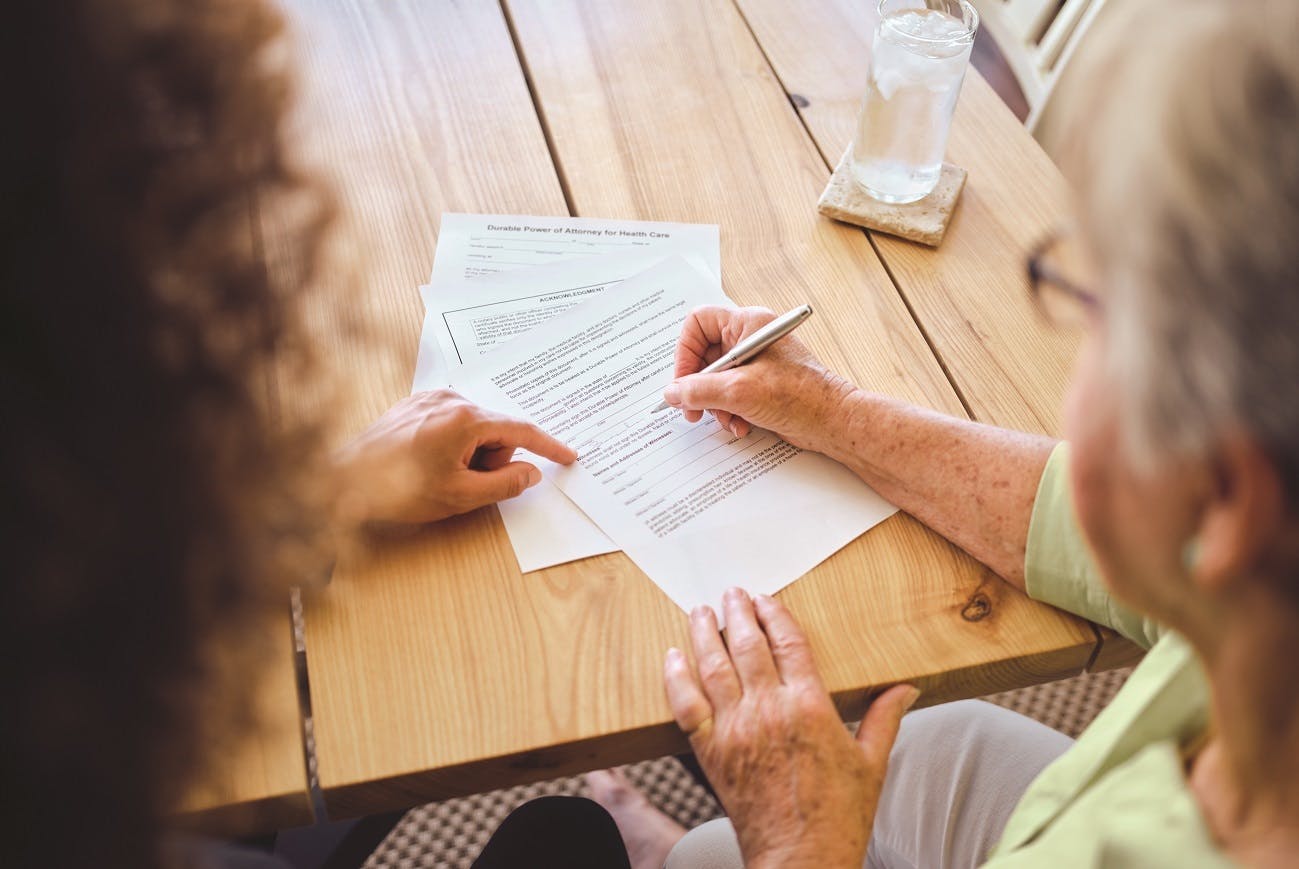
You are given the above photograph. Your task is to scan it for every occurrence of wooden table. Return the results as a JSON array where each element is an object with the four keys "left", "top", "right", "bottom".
[
  {"left": 266, "top": 0, "right": 1107, "bottom": 821},
  {"left": 177, "top": 603, "right": 311, "bottom": 834}
]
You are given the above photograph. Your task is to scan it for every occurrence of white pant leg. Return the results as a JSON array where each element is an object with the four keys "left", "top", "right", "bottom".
[
  {"left": 866, "top": 699, "right": 1072, "bottom": 869},
  {"left": 663, "top": 818, "right": 742, "bottom": 869},
  {"left": 664, "top": 700, "right": 1072, "bottom": 869}
]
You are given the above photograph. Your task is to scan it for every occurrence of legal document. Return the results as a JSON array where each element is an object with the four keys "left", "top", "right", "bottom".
[
  {"left": 427, "top": 213, "right": 721, "bottom": 284},
  {"left": 414, "top": 213, "right": 721, "bottom": 392},
  {"left": 412, "top": 216, "right": 722, "bottom": 574},
  {"left": 415, "top": 250, "right": 717, "bottom": 382},
  {"left": 412, "top": 254, "right": 725, "bottom": 573},
  {"left": 453, "top": 257, "right": 897, "bottom": 618}
]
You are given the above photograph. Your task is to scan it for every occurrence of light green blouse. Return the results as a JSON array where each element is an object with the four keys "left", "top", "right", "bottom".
[{"left": 983, "top": 444, "right": 1234, "bottom": 867}]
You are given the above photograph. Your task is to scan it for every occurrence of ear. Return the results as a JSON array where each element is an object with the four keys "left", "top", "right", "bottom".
[{"left": 1192, "top": 432, "right": 1286, "bottom": 592}]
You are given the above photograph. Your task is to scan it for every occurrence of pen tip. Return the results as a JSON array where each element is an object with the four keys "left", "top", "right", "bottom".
[{"left": 651, "top": 402, "right": 670, "bottom": 413}]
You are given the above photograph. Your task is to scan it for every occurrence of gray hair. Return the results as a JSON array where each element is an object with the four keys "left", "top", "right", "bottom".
[{"left": 1054, "top": 0, "right": 1299, "bottom": 497}]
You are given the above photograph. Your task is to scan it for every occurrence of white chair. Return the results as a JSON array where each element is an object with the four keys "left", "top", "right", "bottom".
[{"left": 970, "top": 0, "right": 1111, "bottom": 135}]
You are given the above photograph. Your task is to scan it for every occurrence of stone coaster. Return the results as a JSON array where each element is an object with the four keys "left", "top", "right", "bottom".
[{"left": 817, "top": 148, "right": 967, "bottom": 247}]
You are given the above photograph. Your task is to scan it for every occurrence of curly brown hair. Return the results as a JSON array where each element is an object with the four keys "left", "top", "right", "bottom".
[{"left": 1, "top": 1, "right": 335, "bottom": 866}]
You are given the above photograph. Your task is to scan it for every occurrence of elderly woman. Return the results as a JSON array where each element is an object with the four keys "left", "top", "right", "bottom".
[{"left": 595, "top": 0, "right": 1299, "bottom": 866}]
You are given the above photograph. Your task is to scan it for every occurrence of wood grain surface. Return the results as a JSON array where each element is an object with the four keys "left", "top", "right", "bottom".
[
  {"left": 735, "top": 0, "right": 1081, "bottom": 435},
  {"left": 176, "top": 607, "right": 310, "bottom": 835},
  {"left": 279, "top": 0, "right": 1099, "bottom": 819}
]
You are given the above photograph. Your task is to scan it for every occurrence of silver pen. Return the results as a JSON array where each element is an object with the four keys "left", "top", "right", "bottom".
[{"left": 652, "top": 304, "right": 814, "bottom": 412}]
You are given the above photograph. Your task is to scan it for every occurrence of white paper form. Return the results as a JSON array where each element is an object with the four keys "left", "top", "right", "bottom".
[
  {"left": 428, "top": 213, "right": 721, "bottom": 285},
  {"left": 452, "top": 258, "right": 898, "bottom": 620},
  {"left": 412, "top": 255, "right": 726, "bottom": 574},
  {"left": 415, "top": 214, "right": 721, "bottom": 394},
  {"left": 414, "top": 250, "right": 719, "bottom": 385}
]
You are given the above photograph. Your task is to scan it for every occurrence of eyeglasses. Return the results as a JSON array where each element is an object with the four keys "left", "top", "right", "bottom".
[{"left": 1027, "top": 229, "right": 1102, "bottom": 329}]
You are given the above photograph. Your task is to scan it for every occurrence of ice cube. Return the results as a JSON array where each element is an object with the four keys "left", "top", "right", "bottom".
[
  {"left": 874, "top": 67, "right": 905, "bottom": 100},
  {"left": 883, "top": 8, "right": 969, "bottom": 54}
]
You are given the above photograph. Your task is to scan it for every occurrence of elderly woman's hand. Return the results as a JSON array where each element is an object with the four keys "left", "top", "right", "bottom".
[
  {"left": 661, "top": 305, "right": 859, "bottom": 453},
  {"left": 666, "top": 588, "right": 919, "bottom": 869},
  {"left": 334, "top": 389, "right": 577, "bottom": 526}
]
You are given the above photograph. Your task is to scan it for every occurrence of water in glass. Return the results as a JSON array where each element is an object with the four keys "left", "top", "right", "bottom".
[{"left": 851, "top": 4, "right": 974, "bottom": 204}]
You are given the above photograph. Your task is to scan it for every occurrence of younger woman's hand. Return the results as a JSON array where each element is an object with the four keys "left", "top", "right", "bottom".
[{"left": 334, "top": 389, "right": 577, "bottom": 526}]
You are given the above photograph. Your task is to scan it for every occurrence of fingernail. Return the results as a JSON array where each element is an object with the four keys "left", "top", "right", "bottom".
[
  {"left": 755, "top": 593, "right": 775, "bottom": 608},
  {"left": 691, "top": 605, "right": 708, "bottom": 621},
  {"left": 729, "top": 421, "right": 741, "bottom": 437},
  {"left": 724, "top": 587, "right": 746, "bottom": 603},
  {"left": 903, "top": 687, "right": 922, "bottom": 711},
  {"left": 666, "top": 647, "right": 684, "bottom": 664},
  {"left": 663, "top": 383, "right": 682, "bottom": 406},
  {"left": 527, "top": 466, "right": 542, "bottom": 487}
]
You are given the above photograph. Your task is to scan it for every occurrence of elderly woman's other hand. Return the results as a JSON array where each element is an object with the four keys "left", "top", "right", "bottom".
[
  {"left": 665, "top": 588, "right": 919, "bottom": 869},
  {"left": 662, "top": 305, "right": 859, "bottom": 453},
  {"left": 334, "top": 389, "right": 577, "bottom": 526}
]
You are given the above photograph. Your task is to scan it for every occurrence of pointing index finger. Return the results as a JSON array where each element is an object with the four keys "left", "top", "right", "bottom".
[{"left": 480, "top": 417, "right": 577, "bottom": 465}]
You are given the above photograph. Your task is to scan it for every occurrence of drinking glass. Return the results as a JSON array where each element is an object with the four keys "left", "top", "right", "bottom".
[{"left": 851, "top": 0, "right": 978, "bottom": 204}]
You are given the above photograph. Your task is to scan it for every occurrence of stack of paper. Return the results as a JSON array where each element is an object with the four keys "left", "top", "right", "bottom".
[{"left": 413, "top": 214, "right": 897, "bottom": 617}]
